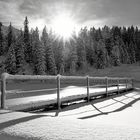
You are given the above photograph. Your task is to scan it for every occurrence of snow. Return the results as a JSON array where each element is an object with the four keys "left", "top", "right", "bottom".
[
  {"left": 0, "top": 90, "right": 140, "bottom": 140},
  {"left": 6, "top": 84, "right": 132, "bottom": 110}
]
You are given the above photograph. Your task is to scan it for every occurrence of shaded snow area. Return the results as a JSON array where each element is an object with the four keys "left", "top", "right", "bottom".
[{"left": 0, "top": 91, "right": 140, "bottom": 140}]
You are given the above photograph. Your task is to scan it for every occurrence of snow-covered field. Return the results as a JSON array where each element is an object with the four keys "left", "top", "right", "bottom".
[{"left": 0, "top": 90, "right": 140, "bottom": 140}]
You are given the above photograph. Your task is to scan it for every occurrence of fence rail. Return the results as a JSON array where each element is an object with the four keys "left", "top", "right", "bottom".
[{"left": 0, "top": 73, "right": 134, "bottom": 110}]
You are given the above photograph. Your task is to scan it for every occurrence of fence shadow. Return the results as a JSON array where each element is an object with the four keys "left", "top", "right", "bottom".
[
  {"left": 45, "top": 91, "right": 139, "bottom": 117},
  {"left": 0, "top": 114, "right": 45, "bottom": 130},
  {"left": 79, "top": 94, "right": 140, "bottom": 119}
]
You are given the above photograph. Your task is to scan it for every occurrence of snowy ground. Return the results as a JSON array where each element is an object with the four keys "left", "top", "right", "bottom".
[{"left": 0, "top": 90, "right": 140, "bottom": 140}]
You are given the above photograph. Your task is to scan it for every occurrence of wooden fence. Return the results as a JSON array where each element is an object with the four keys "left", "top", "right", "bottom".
[{"left": 0, "top": 73, "right": 134, "bottom": 110}]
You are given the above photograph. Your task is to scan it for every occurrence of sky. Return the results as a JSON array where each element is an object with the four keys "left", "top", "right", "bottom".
[{"left": 0, "top": 0, "right": 140, "bottom": 30}]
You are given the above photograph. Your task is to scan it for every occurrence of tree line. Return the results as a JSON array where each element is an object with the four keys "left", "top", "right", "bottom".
[{"left": 0, "top": 17, "right": 140, "bottom": 75}]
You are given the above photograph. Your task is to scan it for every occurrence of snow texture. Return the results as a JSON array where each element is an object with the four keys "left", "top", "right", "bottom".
[{"left": 0, "top": 91, "right": 140, "bottom": 140}]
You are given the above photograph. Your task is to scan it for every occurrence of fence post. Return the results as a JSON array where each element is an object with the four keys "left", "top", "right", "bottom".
[
  {"left": 86, "top": 76, "right": 90, "bottom": 102},
  {"left": 132, "top": 79, "right": 134, "bottom": 89},
  {"left": 57, "top": 75, "right": 61, "bottom": 109},
  {"left": 106, "top": 77, "right": 108, "bottom": 96},
  {"left": 117, "top": 79, "right": 119, "bottom": 94},
  {"left": 1, "top": 73, "right": 7, "bottom": 109},
  {"left": 125, "top": 79, "right": 127, "bottom": 92}
]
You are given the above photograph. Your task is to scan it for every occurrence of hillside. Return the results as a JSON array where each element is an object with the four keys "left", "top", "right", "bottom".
[{"left": 1, "top": 24, "right": 20, "bottom": 37}]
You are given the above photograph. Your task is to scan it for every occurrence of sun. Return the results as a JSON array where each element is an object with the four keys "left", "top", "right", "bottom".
[{"left": 51, "top": 14, "right": 77, "bottom": 39}]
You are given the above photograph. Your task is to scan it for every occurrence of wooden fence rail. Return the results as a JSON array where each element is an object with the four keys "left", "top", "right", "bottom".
[{"left": 0, "top": 73, "right": 134, "bottom": 110}]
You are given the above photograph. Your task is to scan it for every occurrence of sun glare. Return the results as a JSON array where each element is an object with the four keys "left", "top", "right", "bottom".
[{"left": 51, "top": 14, "right": 77, "bottom": 39}]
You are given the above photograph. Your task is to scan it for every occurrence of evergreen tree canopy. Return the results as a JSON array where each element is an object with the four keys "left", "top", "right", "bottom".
[
  {"left": 41, "top": 26, "right": 56, "bottom": 75},
  {"left": 5, "top": 43, "right": 16, "bottom": 74},
  {"left": 0, "top": 22, "right": 4, "bottom": 56},
  {"left": 15, "top": 31, "right": 25, "bottom": 73},
  {"left": 1, "top": 17, "right": 140, "bottom": 75},
  {"left": 6, "top": 23, "right": 15, "bottom": 53},
  {"left": 24, "top": 16, "right": 31, "bottom": 63},
  {"left": 32, "top": 27, "right": 46, "bottom": 75}
]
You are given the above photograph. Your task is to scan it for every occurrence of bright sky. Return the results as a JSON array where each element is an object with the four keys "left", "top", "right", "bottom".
[{"left": 0, "top": 0, "right": 140, "bottom": 38}]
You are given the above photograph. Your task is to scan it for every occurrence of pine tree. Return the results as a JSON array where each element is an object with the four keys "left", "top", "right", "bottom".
[
  {"left": 110, "top": 26, "right": 123, "bottom": 66},
  {"left": 30, "top": 28, "right": 35, "bottom": 63},
  {"left": 32, "top": 28, "right": 46, "bottom": 75},
  {"left": 86, "top": 38, "right": 95, "bottom": 66},
  {"left": 15, "top": 31, "right": 25, "bottom": 73},
  {"left": 112, "top": 26, "right": 122, "bottom": 41},
  {"left": 95, "top": 28, "right": 102, "bottom": 41},
  {"left": 125, "top": 42, "right": 131, "bottom": 64},
  {"left": 5, "top": 43, "right": 16, "bottom": 74},
  {"left": 69, "top": 37, "right": 78, "bottom": 74},
  {"left": 41, "top": 26, "right": 56, "bottom": 75},
  {"left": 124, "top": 44, "right": 130, "bottom": 64},
  {"left": 89, "top": 27, "right": 99, "bottom": 66},
  {"left": 129, "top": 41, "right": 136, "bottom": 63},
  {"left": 81, "top": 28, "right": 95, "bottom": 66},
  {"left": 111, "top": 42, "right": 121, "bottom": 66},
  {"left": 119, "top": 40, "right": 129, "bottom": 64},
  {"left": 6, "top": 22, "right": 15, "bottom": 53},
  {"left": 76, "top": 29, "right": 87, "bottom": 70},
  {"left": 94, "top": 40, "right": 107, "bottom": 69},
  {"left": 0, "top": 22, "right": 3, "bottom": 56},
  {"left": 102, "top": 26, "right": 111, "bottom": 39},
  {"left": 24, "top": 16, "right": 31, "bottom": 63},
  {"left": 135, "top": 27, "right": 140, "bottom": 61},
  {"left": 55, "top": 39, "right": 65, "bottom": 74}
]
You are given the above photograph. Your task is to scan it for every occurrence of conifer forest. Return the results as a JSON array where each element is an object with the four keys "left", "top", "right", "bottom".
[{"left": 0, "top": 17, "right": 140, "bottom": 75}]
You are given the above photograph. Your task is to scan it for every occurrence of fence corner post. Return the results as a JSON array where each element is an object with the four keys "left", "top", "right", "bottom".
[
  {"left": 57, "top": 74, "right": 61, "bottom": 110},
  {"left": 1, "top": 73, "right": 8, "bottom": 109},
  {"left": 86, "top": 75, "right": 90, "bottom": 102}
]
